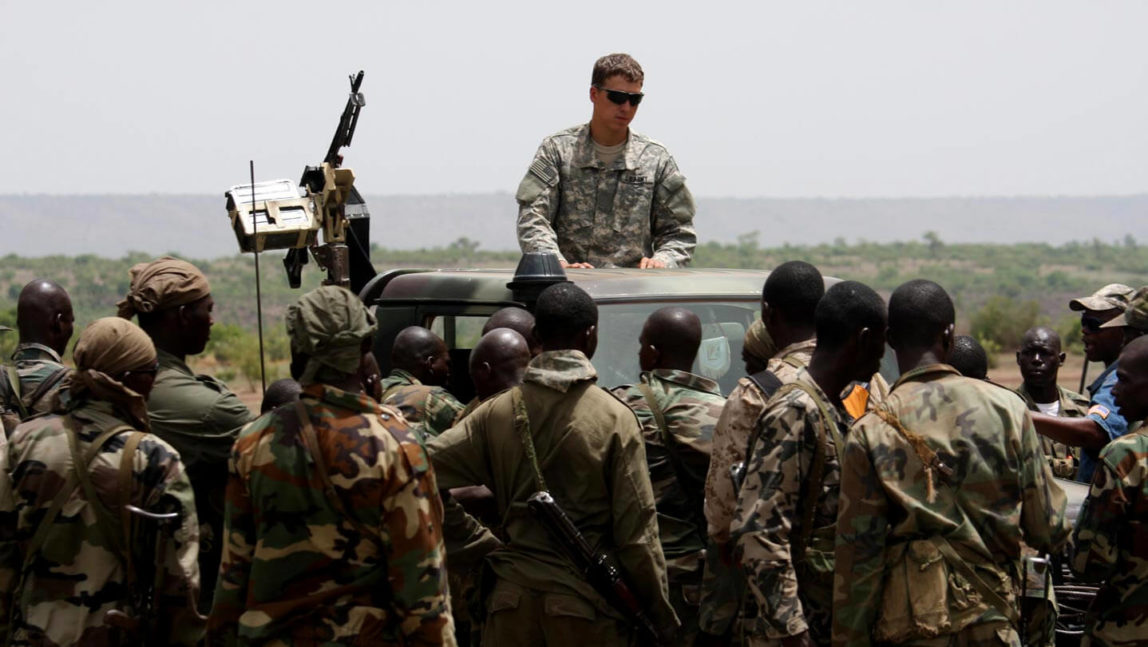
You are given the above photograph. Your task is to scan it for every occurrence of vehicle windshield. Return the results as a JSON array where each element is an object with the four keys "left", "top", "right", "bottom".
[{"left": 593, "top": 300, "right": 759, "bottom": 393}]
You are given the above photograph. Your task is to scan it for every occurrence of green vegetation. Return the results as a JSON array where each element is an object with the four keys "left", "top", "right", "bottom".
[{"left": 0, "top": 234, "right": 1142, "bottom": 385}]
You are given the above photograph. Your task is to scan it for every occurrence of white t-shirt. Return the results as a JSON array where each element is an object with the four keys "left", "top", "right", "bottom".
[{"left": 1034, "top": 400, "right": 1060, "bottom": 417}]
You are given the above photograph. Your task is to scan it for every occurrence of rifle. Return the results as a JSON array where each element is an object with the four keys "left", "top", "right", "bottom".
[
  {"left": 526, "top": 491, "right": 667, "bottom": 646},
  {"left": 284, "top": 70, "right": 376, "bottom": 291},
  {"left": 105, "top": 504, "right": 181, "bottom": 646}
]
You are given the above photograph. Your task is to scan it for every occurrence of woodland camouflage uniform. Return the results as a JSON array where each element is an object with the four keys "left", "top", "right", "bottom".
[
  {"left": 731, "top": 368, "right": 850, "bottom": 647},
  {"left": 833, "top": 365, "right": 1069, "bottom": 647},
  {"left": 1015, "top": 383, "right": 1090, "bottom": 479},
  {"left": 1070, "top": 426, "right": 1148, "bottom": 647},
  {"left": 516, "top": 123, "right": 697, "bottom": 268},
  {"left": 699, "top": 338, "right": 815, "bottom": 637},
  {"left": 380, "top": 369, "right": 465, "bottom": 444},
  {"left": 427, "top": 350, "right": 678, "bottom": 646},
  {"left": 612, "top": 368, "right": 725, "bottom": 645},
  {"left": 0, "top": 343, "right": 70, "bottom": 435}
]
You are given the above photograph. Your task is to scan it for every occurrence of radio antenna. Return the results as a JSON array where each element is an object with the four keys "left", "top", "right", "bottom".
[{"left": 250, "top": 160, "right": 267, "bottom": 394}]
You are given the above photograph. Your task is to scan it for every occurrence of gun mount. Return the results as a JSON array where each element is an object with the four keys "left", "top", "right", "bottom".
[{"left": 225, "top": 71, "right": 376, "bottom": 292}]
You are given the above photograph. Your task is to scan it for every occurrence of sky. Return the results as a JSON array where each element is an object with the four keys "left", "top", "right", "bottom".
[{"left": 3, "top": 1, "right": 1147, "bottom": 198}]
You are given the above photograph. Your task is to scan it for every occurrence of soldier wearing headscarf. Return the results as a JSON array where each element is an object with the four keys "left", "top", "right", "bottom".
[
  {"left": 118, "top": 256, "right": 253, "bottom": 609},
  {"left": 0, "top": 317, "right": 203, "bottom": 646},
  {"left": 741, "top": 318, "right": 776, "bottom": 375},
  {"left": 209, "top": 286, "right": 455, "bottom": 646}
]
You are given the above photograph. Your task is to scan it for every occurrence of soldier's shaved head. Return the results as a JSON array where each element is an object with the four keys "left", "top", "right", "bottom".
[
  {"left": 391, "top": 326, "right": 451, "bottom": 386},
  {"left": 949, "top": 335, "right": 989, "bottom": 380},
  {"left": 534, "top": 283, "right": 598, "bottom": 355},
  {"left": 483, "top": 307, "right": 540, "bottom": 357},
  {"left": 16, "top": 279, "right": 74, "bottom": 356},
  {"left": 888, "top": 279, "right": 955, "bottom": 353},
  {"left": 1113, "top": 336, "right": 1148, "bottom": 422},
  {"left": 470, "top": 328, "right": 532, "bottom": 400},
  {"left": 639, "top": 307, "right": 702, "bottom": 372},
  {"left": 1020, "top": 326, "right": 1062, "bottom": 354},
  {"left": 762, "top": 261, "right": 824, "bottom": 327},
  {"left": 261, "top": 378, "right": 302, "bottom": 414}
]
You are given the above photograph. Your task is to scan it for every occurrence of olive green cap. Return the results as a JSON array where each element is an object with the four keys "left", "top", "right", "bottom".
[{"left": 1069, "top": 283, "right": 1135, "bottom": 312}]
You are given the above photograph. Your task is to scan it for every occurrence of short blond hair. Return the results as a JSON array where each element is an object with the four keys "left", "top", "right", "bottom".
[{"left": 591, "top": 53, "right": 644, "bottom": 87}]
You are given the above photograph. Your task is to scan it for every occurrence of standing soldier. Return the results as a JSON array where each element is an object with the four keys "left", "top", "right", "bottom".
[
  {"left": 833, "top": 280, "right": 1069, "bottom": 647},
  {"left": 209, "top": 286, "right": 455, "bottom": 646},
  {"left": 0, "top": 280, "right": 75, "bottom": 433},
  {"left": 117, "top": 256, "right": 253, "bottom": 609},
  {"left": 732, "top": 281, "right": 888, "bottom": 647},
  {"left": 699, "top": 260, "right": 824, "bottom": 642},
  {"left": 380, "top": 326, "right": 465, "bottom": 443},
  {"left": 612, "top": 306, "right": 727, "bottom": 645},
  {"left": 0, "top": 317, "right": 203, "bottom": 646},
  {"left": 516, "top": 53, "right": 696, "bottom": 269},
  {"left": 1015, "top": 326, "right": 1090, "bottom": 479},
  {"left": 427, "top": 282, "right": 678, "bottom": 646},
  {"left": 1070, "top": 335, "right": 1148, "bottom": 647}
]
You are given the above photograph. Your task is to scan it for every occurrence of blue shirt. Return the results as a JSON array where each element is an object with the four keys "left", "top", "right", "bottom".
[{"left": 1077, "top": 361, "right": 1130, "bottom": 484}]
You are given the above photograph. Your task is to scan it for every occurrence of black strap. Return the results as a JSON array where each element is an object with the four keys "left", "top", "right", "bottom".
[
  {"left": 25, "top": 367, "right": 69, "bottom": 411},
  {"left": 2, "top": 366, "right": 27, "bottom": 419},
  {"left": 746, "top": 369, "right": 782, "bottom": 401}
]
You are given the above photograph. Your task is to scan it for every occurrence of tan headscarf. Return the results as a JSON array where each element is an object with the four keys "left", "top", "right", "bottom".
[
  {"left": 286, "top": 286, "right": 378, "bottom": 385},
  {"left": 743, "top": 318, "right": 777, "bottom": 364},
  {"left": 116, "top": 256, "right": 211, "bottom": 318},
  {"left": 66, "top": 317, "right": 157, "bottom": 429}
]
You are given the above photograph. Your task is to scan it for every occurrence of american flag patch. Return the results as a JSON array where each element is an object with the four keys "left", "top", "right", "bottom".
[
  {"left": 1088, "top": 404, "right": 1111, "bottom": 419},
  {"left": 530, "top": 159, "right": 557, "bottom": 185}
]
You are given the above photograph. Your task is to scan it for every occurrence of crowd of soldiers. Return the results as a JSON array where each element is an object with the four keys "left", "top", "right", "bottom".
[{"left": 0, "top": 254, "right": 1144, "bottom": 647}]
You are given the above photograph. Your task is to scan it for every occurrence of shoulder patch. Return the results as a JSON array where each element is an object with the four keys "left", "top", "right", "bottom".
[
  {"left": 530, "top": 158, "right": 558, "bottom": 186},
  {"left": 1088, "top": 404, "right": 1111, "bottom": 419}
]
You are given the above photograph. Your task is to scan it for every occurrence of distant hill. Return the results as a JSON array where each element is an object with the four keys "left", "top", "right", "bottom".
[{"left": 1, "top": 193, "right": 1143, "bottom": 259}]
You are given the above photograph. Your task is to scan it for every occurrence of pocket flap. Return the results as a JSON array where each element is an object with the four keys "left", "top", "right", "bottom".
[
  {"left": 488, "top": 587, "right": 521, "bottom": 614},
  {"left": 543, "top": 593, "right": 596, "bottom": 620}
]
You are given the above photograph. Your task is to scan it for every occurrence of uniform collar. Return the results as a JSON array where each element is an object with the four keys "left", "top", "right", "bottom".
[
  {"left": 12, "top": 342, "right": 62, "bottom": 364},
  {"left": 301, "top": 382, "right": 381, "bottom": 415},
  {"left": 1088, "top": 361, "right": 1118, "bottom": 396},
  {"left": 573, "top": 122, "right": 638, "bottom": 171},
  {"left": 776, "top": 338, "right": 817, "bottom": 361},
  {"left": 890, "top": 363, "right": 962, "bottom": 391},
  {"left": 387, "top": 368, "right": 420, "bottom": 386},
  {"left": 524, "top": 350, "right": 598, "bottom": 393},
  {"left": 645, "top": 368, "right": 722, "bottom": 397},
  {"left": 156, "top": 348, "right": 194, "bottom": 376}
]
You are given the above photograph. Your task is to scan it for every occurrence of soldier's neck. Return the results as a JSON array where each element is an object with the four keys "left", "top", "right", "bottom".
[
  {"left": 807, "top": 351, "right": 848, "bottom": 407},
  {"left": 1025, "top": 381, "right": 1059, "bottom": 404},
  {"left": 589, "top": 121, "right": 627, "bottom": 147},
  {"left": 152, "top": 337, "right": 187, "bottom": 364}
]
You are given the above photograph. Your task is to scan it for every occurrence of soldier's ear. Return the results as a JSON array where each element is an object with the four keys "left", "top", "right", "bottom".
[{"left": 1058, "top": 352, "right": 1066, "bottom": 365}]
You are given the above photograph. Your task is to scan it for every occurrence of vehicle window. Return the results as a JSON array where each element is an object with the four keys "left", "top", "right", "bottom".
[
  {"left": 594, "top": 301, "right": 759, "bottom": 394},
  {"left": 429, "top": 315, "right": 489, "bottom": 350}
]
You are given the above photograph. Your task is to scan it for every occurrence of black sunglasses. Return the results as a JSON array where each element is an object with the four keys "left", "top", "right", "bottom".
[
  {"left": 595, "top": 85, "right": 643, "bottom": 107},
  {"left": 1081, "top": 315, "right": 1107, "bottom": 333}
]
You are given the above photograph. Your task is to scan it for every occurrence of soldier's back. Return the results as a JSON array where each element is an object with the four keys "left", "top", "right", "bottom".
[{"left": 0, "top": 344, "right": 70, "bottom": 434}]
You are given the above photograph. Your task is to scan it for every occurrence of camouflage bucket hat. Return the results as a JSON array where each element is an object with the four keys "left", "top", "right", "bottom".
[
  {"left": 1069, "top": 283, "right": 1134, "bottom": 312},
  {"left": 1100, "top": 286, "right": 1148, "bottom": 332}
]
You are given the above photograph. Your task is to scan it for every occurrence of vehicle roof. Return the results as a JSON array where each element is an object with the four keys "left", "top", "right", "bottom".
[{"left": 375, "top": 267, "right": 773, "bottom": 304}]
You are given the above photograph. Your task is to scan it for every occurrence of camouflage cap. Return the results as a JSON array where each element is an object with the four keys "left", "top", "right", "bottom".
[
  {"left": 1069, "top": 283, "right": 1134, "bottom": 312},
  {"left": 1100, "top": 286, "right": 1148, "bottom": 331}
]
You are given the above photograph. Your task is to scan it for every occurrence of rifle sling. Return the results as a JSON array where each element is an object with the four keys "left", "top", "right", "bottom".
[
  {"left": 636, "top": 382, "right": 706, "bottom": 546},
  {"left": 3, "top": 367, "right": 27, "bottom": 419},
  {"left": 26, "top": 368, "right": 69, "bottom": 411}
]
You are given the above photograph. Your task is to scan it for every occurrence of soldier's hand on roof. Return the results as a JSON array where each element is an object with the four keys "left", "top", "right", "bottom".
[
  {"left": 560, "top": 260, "right": 595, "bottom": 269},
  {"left": 639, "top": 257, "right": 666, "bottom": 269}
]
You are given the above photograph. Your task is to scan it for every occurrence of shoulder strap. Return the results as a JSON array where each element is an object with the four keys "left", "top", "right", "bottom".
[
  {"left": 117, "top": 431, "right": 145, "bottom": 587},
  {"left": 510, "top": 387, "right": 547, "bottom": 492},
  {"left": 3, "top": 366, "right": 27, "bottom": 419},
  {"left": 746, "top": 369, "right": 782, "bottom": 401},
  {"left": 293, "top": 401, "right": 375, "bottom": 541},
  {"left": 872, "top": 406, "right": 954, "bottom": 504},
  {"left": 25, "top": 367, "right": 69, "bottom": 411},
  {"left": 930, "top": 535, "right": 1020, "bottom": 625},
  {"left": 637, "top": 382, "right": 706, "bottom": 544}
]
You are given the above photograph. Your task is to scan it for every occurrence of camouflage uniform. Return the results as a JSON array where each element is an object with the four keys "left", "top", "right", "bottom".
[
  {"left": 427, "top": 350, "right": 678, "bottom": 646},
  {"left": 612, "top": 369, "right": 725, "bottom": 645},
  {"left": 0, "top": 396, "right": 203, "bottom": 646},
  {"left": 516, "top": 123, "right": 697, "bottom": 268},
  {"left": 148, "top": 348, "right": 253, "bottom": 609},
  {"left": 731, "top": 368, "right": 849, "bottom": 646},
  {"left": 833, "top": 365, "right": 1069, "bottom": 647},
  {"left": 1069, "top": 427, "right": 1148, "bottom": 647},
  {"left": 699, "top": 339, "right": 814, "bottom": 637},
  {"left": 1, "top": 344, "right": 70, "bottom": 434},
  {"left": 380, "top": 369, "right": 465, "bottom": 444},
  {"left": 208, "top": 383, "right": 455, "bottom": 646},
  {"left": 1015, "top": 383, "right": 1090, "bottom": 479}
]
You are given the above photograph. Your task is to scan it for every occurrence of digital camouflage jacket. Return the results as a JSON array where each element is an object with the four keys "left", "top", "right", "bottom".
[
  {"left": 208, "top": 383, "right": 454, "bottom": 646},
  {"left": 516, "top": 123, "right": 697, "bottom": 268}
]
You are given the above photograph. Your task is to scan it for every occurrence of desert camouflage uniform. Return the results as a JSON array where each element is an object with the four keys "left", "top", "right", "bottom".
[
  {"left": 0, "top": 396, "right": 203, "bottom": 646},
  {"left": 209, "top": 383, "right": 455, "bottom": 646},
  {"left": 516, "top": 123, "right": 697, "bottom": 268},
  {"left": 380, "top": 369, "right": 465, "bottom": 444},
  {"left": 148, "top": 348, "right": 253, "bottom": 609},
  {"left": 612, "top": 369, "right": 725, "bottom": 645},
  {"left": 698, "top": 338, "right": 814, "bottom": 637},
  {"left": 731, "top": 368, "right": 849, "bottom": 646},
  {"left": 427, "top": 350, "right": 678, "bottom": 646},
  {"left": 833, "top": 365, "right": 1069, "bottom": 647},
  {"left": 1, "top": 344, "right": 70, "bottom": 434},
  {"left": 1069, "top": 427, "right": 1148, "bottom": 647},
  {"left": 1015, "top": 383, "right": 1090, "bottom": 479}
]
